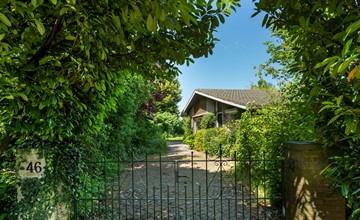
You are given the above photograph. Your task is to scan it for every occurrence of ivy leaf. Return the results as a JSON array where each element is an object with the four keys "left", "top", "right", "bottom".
[
  {"left": 0, "top": 13, "right": 11, "bottom": 27},
  {"left": 34, "top": 19, "right": 46, "bottom": 35}
]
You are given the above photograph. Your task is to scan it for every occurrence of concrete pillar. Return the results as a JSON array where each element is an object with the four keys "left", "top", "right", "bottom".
[
  {"left": 283, "top": 142, "right": 345, "bottom": 220},
  {"left": 16, "top": 149, "right": 68, "bottom": 220}
]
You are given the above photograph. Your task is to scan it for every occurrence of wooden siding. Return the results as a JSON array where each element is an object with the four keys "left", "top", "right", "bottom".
[
  {"left": 194, "top": 97, "right": 206, "bottom": 116},
  {"left": 206, "top": 98, "right": 215, "bottom": 113}
]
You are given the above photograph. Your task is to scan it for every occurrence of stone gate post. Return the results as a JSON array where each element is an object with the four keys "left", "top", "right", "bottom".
[{"left": 283, "top": 142, "right": 345, "bottom": 220}]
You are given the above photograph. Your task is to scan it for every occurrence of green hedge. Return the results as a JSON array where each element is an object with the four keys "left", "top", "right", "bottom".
[
  {"left": 193, "top": 128, "right": 228, "bottom": 155},
  {"left": 189, "top": 103, "right": 316, "bottom": 207}
]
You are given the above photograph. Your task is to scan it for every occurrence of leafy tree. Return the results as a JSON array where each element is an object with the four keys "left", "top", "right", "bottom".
[
  {"left": 0, "top": 0, "right": 240, "bottom": 218},
  {"left": 0, "top": 0, "right": 239, "bottom": 155},
  {"left": 151, "top": 77, "right": 183, "bottom": 137},
  {"left": 153, "top": 78, "right": 182, "bottom": 115},
  {"left": 250, "top": 77, "right": 276, "bottom": 90},
  {"left": 154, "top": 111, "right": 179, "bottom": 138},
  {"left": 182, "top": 116, "right": 195, "bottom": 147},
  {"left": 255, "top": 0, "right": 360, "bottom": 147},
  {"left": 254, "top": 0, "right": 360, "bottom": 218}
]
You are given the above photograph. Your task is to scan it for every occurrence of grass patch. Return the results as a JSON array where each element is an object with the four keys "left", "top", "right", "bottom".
[{"left": 167, "top": 136, "right": 183, "bottom": 141}]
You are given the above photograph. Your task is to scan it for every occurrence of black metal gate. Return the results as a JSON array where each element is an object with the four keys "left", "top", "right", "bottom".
[{"left": 73, "top": 146, "right": 284, "bottom": 219}]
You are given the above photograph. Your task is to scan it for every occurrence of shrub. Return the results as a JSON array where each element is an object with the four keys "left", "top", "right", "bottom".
[
  {"left": 199, "top": 113, "right": 216, "bottom": 129},
  {"left": 194, "top": 129, "right": 206, "bottom": 151},
  {"left": 231, "top": 103, "right": 316, "bottom": 206},
  {"left": 183, "top": 134, "right": 195, "bottom": 149},
  {"left": 182, "top": 116, "right": 192, "bottom": 139}
]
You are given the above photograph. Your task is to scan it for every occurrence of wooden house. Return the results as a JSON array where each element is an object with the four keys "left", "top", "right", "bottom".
[{"left": 181, "top": 89, "right": 276, "bottom": 133}]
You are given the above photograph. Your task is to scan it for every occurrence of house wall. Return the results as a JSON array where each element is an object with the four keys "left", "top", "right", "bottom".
[
  {"left": 194, "top": 97, "right": 207, "bottom": 116},
  {"left": 206, "top": 98, "right": 215, "bottom": 113},
  {"left": 187, "top": 97, "right": 245, "bottom": 134}
]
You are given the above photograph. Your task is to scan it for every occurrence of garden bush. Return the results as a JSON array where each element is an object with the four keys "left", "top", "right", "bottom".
[
  {"left": 193, "top": 128, "right": 228, "bottom": 156},
  {"left": 231, "top": 102, "right": 316, "bottom": 206},
  {"left": 193, "top": 129, "right": 206, "bottom": 152},
  {"left": 183, "top": 134, "right": 195, "bottom": 149},
  {"left": 188, "top": 101, "right": 316, "bottom": 207},
  {"left": 198, "top": 113, "right": 216, "bottom": 129}
]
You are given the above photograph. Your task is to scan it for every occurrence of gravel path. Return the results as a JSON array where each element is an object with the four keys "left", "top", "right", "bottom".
[
  {"left": 78, "top": 142, "right": 281, "bottom": 219},
  {"left": 111, "top": 142, "right": 278, "bottom": 219}
]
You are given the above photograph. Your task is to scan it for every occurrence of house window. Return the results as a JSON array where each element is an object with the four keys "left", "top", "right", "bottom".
[
  {"left": 217, "top": 113, "right": 223, "bottom": 127},
  {"left": 217, "top": 102, "right": 223, "bottom": 112}
]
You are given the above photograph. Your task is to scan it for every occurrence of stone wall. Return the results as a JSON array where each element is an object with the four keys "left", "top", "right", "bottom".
[{"left": 283, "top": 142, "right": 345, "bottom": 220}]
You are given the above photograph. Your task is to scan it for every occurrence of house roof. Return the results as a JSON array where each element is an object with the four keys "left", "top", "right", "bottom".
[{"left": 181, "top": 89, "right": 277, "bottom": 116}]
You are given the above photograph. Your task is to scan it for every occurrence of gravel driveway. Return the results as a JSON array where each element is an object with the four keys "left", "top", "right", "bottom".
[
  {"left": 77, "top": 142, "right": 281, "bottom": 219},
  {"left": 111, "top": 141, "right": 278, "bottom": 220}
]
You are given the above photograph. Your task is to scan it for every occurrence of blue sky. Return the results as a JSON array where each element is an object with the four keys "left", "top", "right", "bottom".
[{"left": 177, "top": 1, "right": 275, "bottom": 112}]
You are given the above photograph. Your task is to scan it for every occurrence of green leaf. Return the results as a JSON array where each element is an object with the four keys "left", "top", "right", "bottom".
[
  {"left": 18, "top": 93, "right": 28, "bottom": 101},
  {"left": 341, "top": 183, "right": 349, "bottom": 197},
  {"left": 299, "top": 16, "right": 305, "bottom": 27},
  {"left": 0, "top": 34, "right": 5, "bottom": 41},
  {"left": 262, "top": 14, "right": 268, "bottom": 27},
  {"left": 314, "top": 56, "right": 339, "bottom": 69},
  {"left": 39, "top": 101, "right": 46, "bottom": 110},
  {"left": 338, "top": 55, "right": 359, "bottom": 74},
  {"left": 4, "top": 95, "right": 14, "bottom": 100},
  {"left": 159, "top": 9, "right": 166, "bottom": 22},
  {"left": 31, "top": 0, "right": 37, "bottom": 8},
  {"left": 60, "top": 7, "right": 69, "bottom": 16},
  {"left": 218, "top": 14, "right": 225, "bottom": 24},
  {"left": 34, "top": 19, "right": 45, "bottom": 35},
  {"left": 65, "top": 35, "right": 76, "bottom": 41},
  {"left": 350, "top": 209, "right": 360, "bottom": 220},
  {"left": 50, "top": 0, "right": 57, "bottom": 5},
  {"left": 84, "top": 82, "right": 90, "bottom": 92},
  {"left": 336, "top": 95, "right": 343, "bottom": 106},
  {"left": 146, "top": 14, "right": 155, "bottom": 32},
  {"left": 0, "top": 13, "right": 11, "bottom": 27},
  {"left": 342, "top": 39, "right": 353, "bottom": 57},
  {"left": 327, "top": 113, "right": 343, "bottom": 125},
  {"left": 48, "top": 119, "right": 55, "bottom": 129},
  {"left": 0, "top": 213, "right": 8, "bottom": 220},
  {"left": 54, "top": 60, "right": 62, "bottom": 67},
  {"left": 39, "top": 56, "right": 52, "bottom": 65},
  {"left": 121, "top": 5, "right": 129, "bottom": 23},
  {"left": 345, "top": 20, "right": 360, "bottom": 40},
  {"left": 65, "top": 87, "right": 73, "bottom": 96}
]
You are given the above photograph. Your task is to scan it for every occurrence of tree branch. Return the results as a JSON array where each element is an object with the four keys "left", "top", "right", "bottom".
[{"left": 28, "top": 15, "right": 63, "bottom": 66}]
